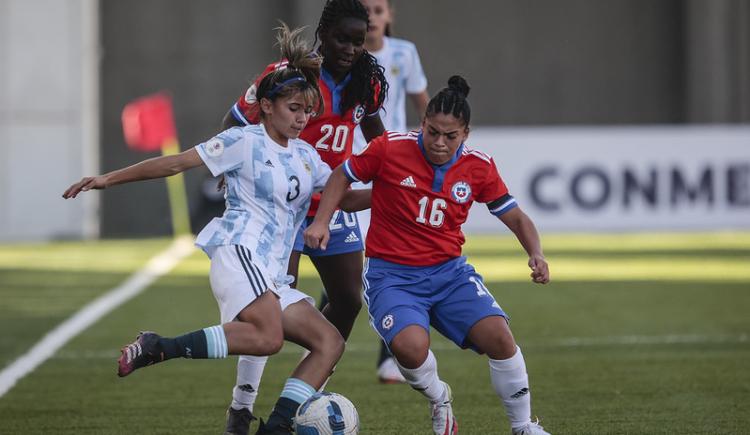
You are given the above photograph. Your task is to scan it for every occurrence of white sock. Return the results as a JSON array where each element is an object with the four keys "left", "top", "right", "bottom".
[
  {"left": 395, "top": 350, "right": 447, "bottom": 403},
  {"left": 489, "top": 346, "right": 532, "bottom": 429},
  {"left": 230, "top": 355, "right": 268, "bottom": 412}
]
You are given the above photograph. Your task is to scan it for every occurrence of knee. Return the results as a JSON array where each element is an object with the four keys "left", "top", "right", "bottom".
[
  {"left": 390, "top": 329, "right": 429, "bottom": 369},
  {"left": 328, "top": 291, "right": 362, "bottom": 315},
  {"left": 395, "top": 347, "right": 427, "bottom": 369},
  {"left": 260, "top": 323, "right": 284, "bottom": 355},
  {"left": 313, "top": 326, "right": 346, "bottom": 360},
  {"left": 483, "top": 330, "right": 517, "bottom": 360},
  {"left": 346, "top": 296, "right": 362, "bottom": 314},
  {"left": 326, "top": 330, "right": 346, "bottom": 360}
]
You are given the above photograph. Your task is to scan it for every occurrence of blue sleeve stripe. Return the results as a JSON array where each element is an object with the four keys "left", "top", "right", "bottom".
[
  {"left": 489, "top": 198, "right": 518, "bottom": 216},
  {"left": 342, "top": 161, "right": 361, "bottom": 183},
  {"left": 231, "top": 103, "right": 250, "bottom": 126}
]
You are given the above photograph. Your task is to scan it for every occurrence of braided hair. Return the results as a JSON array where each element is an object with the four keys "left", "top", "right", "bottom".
[
  {"left": 426, "top": 75, "right": 472, "bottom": 126},
  {"left": 315, "top": 0, "right": 388, "bottom": 114}
]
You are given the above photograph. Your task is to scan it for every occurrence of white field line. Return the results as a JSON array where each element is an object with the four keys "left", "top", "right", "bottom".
[
  {"left": 554, "top": 333, "right": 749, "bottom": 347},
  {"left": 49, "top": 333, "right": 750, "bottom": 360},
  {"left": 0, "top": 236, "right": 195, "bottom": 398}
]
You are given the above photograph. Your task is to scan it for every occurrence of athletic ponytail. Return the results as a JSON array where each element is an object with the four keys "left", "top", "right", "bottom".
[
  {"left": 426, "top": 75, "right": 472, "bottom": 125},
  {"left": 255, "top": 23, "right": 324, "bottom": 117}
]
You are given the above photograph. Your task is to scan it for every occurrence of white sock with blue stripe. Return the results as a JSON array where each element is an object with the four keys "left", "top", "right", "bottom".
[
  {"left": 159, "top": 325, "right": 228, "bottom": 360},
  {"left": 203, "top": 325, "right": 228, "bottom": 359},
  {"left": 264, "top": 377, "right": 317, "bottom": 429},
  {"left": 280, "top": 377, "right": 316, "bottom": 405}
]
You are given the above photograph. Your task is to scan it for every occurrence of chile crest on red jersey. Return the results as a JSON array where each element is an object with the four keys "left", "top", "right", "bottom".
[
  {"left": 342, "top": 131, "right": 514, "bottom": 266},
  {"left": 352, "top": 104, "right": 366, "bottom": 124},
  {"left": 450, "top": 181, "right": 472, "bottom": 204}
]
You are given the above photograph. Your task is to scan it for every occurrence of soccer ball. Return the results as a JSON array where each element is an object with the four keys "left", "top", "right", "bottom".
[{"left": 294, "top": 392, "right": 359, "bottom": 435}]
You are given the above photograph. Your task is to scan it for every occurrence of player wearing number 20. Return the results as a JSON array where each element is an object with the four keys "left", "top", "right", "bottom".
[
  {"left": 220, "top": 2, "right": 389, "bottom": 432},
  {"left": 224, "top": 0, "right": 388, "bottom": 339},
  {"left": 305, "top": 76, "right": 551, "bottom": 435}
]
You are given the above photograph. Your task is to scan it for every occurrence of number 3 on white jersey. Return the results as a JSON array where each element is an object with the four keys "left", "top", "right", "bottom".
[
  {"left": 416, "top": 196, "right": 446, "bottom": 227},
  {"left": 316, "top": 124, "right": 349, "bottom": 152}
]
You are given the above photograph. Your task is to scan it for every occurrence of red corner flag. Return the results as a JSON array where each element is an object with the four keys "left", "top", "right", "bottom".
[
  {"left": 120, "top": 92, "right": 191, "bottom": 236},
  {"left": 121, "top": 93, "right": 177, "bottom": 152}
]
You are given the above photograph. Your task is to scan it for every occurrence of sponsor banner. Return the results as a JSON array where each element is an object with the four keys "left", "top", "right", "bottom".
[{"left": 464, "top": 126, "right": 750, "bottom": 232}]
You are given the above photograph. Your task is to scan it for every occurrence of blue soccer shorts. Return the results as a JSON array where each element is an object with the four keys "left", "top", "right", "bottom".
[
  {"left": 293, "top": 210, "right": 364, "bottom": 257},
  {"left": 363, "top": 256, "right": 508, "bottom": 352}
]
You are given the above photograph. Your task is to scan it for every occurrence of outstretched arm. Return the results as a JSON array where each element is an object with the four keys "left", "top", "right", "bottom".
[
  {"left": 304, "top": 166, "right": 353, "bottom": 250},
  {"left": 63, "top": 148, "right": 204, "bottom": 199},
  {"left": 499, "top": 207, "right": 550, "bottom": 284}
]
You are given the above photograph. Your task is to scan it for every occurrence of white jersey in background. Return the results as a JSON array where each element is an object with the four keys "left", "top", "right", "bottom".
[
  {"left": 194, "top": 124, "right": 331, "bottom": 285},
  {"left": 353, "top": 36, "right": 428, "bottom": 154},
  {"left": 353, "top": 36, "right": 428, "bottom": 239}
]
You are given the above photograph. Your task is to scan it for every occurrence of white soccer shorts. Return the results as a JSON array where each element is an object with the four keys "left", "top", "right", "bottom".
[{"left": 209, "top": 244, "right": 313, "bottom": 323}]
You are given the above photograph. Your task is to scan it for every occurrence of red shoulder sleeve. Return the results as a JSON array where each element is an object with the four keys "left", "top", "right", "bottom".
[
  {"left": 475, "top": 157, "right": 510, "bottom": 203},
  {"left": 343, "top": 132, "right": 388, "bottom": 183}
]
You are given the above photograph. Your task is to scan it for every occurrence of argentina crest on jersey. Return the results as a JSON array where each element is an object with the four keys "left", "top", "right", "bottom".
[
  {"left": 204, "top": 138, "right": 224, "bottom": 157},
  {"left": 451, "top": 181, "right": 472, "bottom": 204},
  {"left": 352, "top": 104, "right": 366, "bottom": 124}
]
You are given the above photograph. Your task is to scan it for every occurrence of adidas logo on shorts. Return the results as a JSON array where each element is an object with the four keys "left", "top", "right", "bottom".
[
  {"left": 344, "top": 232, "right": 360, "bottom": 243},
  {"left": 400, "top": 175, "right": 417, "bottom": 188}
]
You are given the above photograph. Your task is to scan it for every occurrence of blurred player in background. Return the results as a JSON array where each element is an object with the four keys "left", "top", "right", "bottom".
[
  {"left": 221, "top": 0, "right": 388, "bottom": 433},
  {"left": 357, "top": 0, "right": 430, "bottom": 384},
  {"left": 305, "top": 76, "right": 552, "bottom": 435},
  {"left": 64, "top": 25, "right": 363, "bottom": 435},
  {"left": 358, "top": 0, "right": 429, "bottom": 152}
]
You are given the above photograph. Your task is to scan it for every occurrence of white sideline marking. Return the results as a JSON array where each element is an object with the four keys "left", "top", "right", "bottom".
[{"left": 0, "top": 236, "right": 195, "bottom": 398}]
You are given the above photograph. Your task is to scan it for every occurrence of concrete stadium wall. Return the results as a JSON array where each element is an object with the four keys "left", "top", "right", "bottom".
[
  {"left": 0, "top": 0, "right": 98, "bottom": 242},
  {"left": 2, "top": 1, "right": 748, "bottom": 240},
  {"left": 98, "top": 0, "right": 295, "bottom": 237},
  {"left": 96, "top": 1, "right": 750, "bottom": 237}
]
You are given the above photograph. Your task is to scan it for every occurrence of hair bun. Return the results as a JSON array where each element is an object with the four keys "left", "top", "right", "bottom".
[{"left": 447, "top": 75, "right": 470, "bottom": 98}]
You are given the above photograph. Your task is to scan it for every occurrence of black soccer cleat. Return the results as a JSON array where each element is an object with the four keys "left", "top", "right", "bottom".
[
  {"left": 254, "top": 418, "right": 293, "bottom": 435},
  {"left": 117, "top": 331, "right": 164, "bottom": 377},
  {"left": 224, "top": 407, "right": 257, "bottom": 435}
]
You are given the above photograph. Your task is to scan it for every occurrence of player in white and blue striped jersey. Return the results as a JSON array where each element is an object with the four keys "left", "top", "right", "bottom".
[
  {"left": 63, "top": 24, "right": 363, "bottom": 435},
  {"left": 194, "top": 123, "right": 329, "bottom": 292},
  {"left": 359, "top": 0, "right": 429, "bottom": 144}
]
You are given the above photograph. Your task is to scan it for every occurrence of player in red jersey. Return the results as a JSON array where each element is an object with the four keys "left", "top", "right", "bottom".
[
  {"left": 306, "top": 76, "right": 552, "bottom": 435},
  {"left": 220, "top": 1, "right": 388, "bottom": 433}
]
